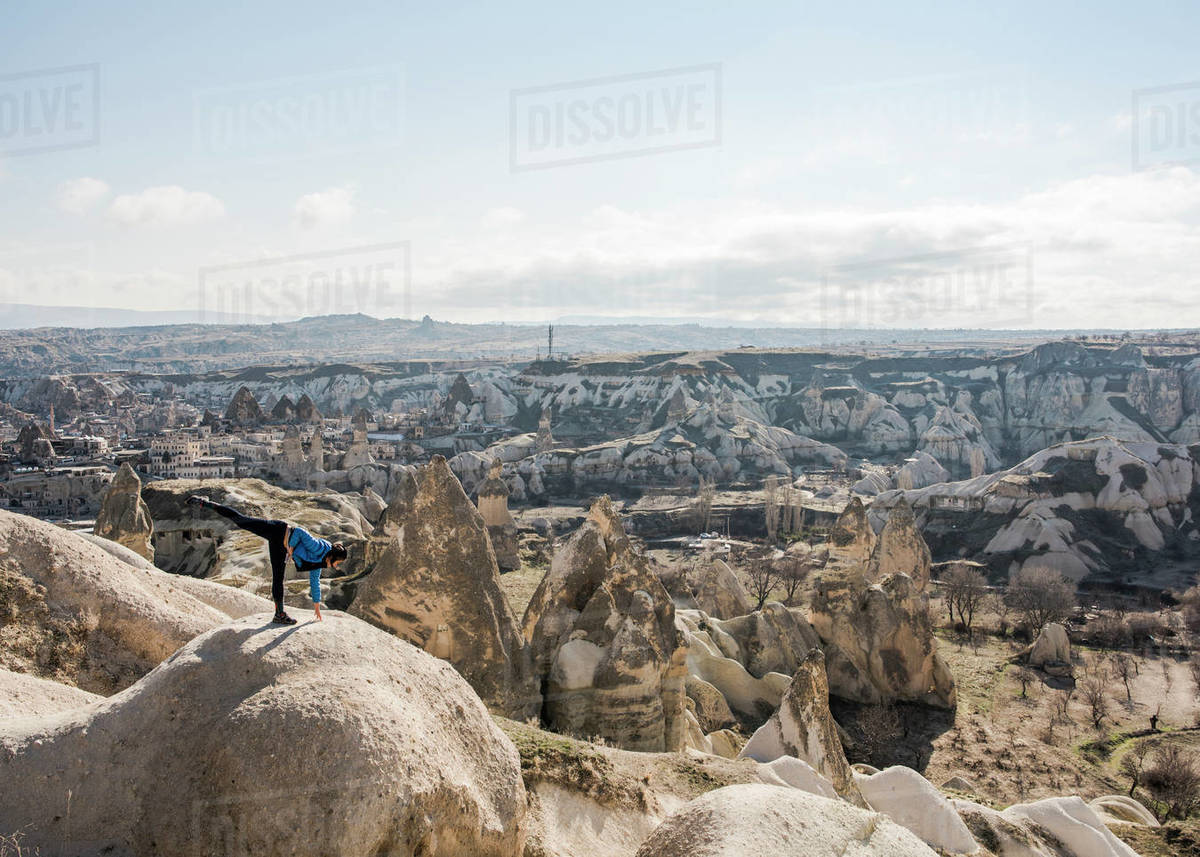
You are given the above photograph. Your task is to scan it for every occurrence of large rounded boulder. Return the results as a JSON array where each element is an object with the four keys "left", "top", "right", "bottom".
[{"left": 0, "top": 614, "right": 527, "bottom": 857}]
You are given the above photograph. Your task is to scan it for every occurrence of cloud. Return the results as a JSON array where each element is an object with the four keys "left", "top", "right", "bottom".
[
  {"left": 108, "top": 186, "right": 225, "bottom": 226},
  {"left": 481, "top": 207, "right": 524, "bottom": 229},
  {"left": 292, "top": 187, "right": 355, "bottom": 229},
  {"left": 415, "top": 168, "right": 1200, "bottom": 329},
  {"left": 56, "top": 177, "right": 110, "bottom": 214}
]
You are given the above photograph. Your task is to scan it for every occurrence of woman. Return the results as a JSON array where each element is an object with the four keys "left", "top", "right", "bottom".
[{"left": 187, "top": 495, "right": 347, "bottom": 624}]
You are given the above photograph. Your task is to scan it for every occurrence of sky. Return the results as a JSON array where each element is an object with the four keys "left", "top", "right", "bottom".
[{"left": 1, "top": 0, "right": 1199, "bottom": 330}]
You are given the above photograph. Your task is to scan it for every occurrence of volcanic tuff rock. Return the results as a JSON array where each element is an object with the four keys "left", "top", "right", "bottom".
[
  {"left": 738, "top": 648, "right": 867, "bottom": 807},
  {"left": 809, "top": 503, "right": 955, "bottom": 709},
  {"left": 0, "top": 615, "right": 528, "bottom": 857},
  {"left": 684, "top": 558, "right": 752, "bottom": 619},
  {"left": 811, "top": 569, "right": 956, "bottom": 709},
  {"left": 1024, "top": 622, "right": 1073, "bottom": 676},
  {"left": 633, "top": 784, "right": 938, "bottom": 857},
  {"left": 854, "top": 766, "right": 979, "bottom": 854},
  {"left": 872, "top": 436, "right": 1200, "bottom": 584},
  {"left": 521, "top": 496, "right": 687, "bottom": 751},
  {"left": 0, "top": 668, "right": 101, "bottom": 718},
  {"left": 224, "top": 385, "right": 264, "bottom": 425},
  {"left": 867, "top": 498, "right": 930, "bottom": 590},
  {"left": 0, "top": 509, "right": 271, "bottom": 693},
  {"left": 349, "top": 456, "right": 539, "bottom": 719},
  {"left": 94, "top": 462, "right": 155, "bottom": 561}
]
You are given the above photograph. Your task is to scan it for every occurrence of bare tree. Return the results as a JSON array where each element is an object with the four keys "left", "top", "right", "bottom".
[
  {"left": 1005, "top": 567, "right": 1076, "bottom": 634},
  {"left": 776, "top": 555, "right": 809, "bottom": 606},
  {"left": 746, "top": 557, "right": 778, "bottom": 611},
  {"left": 692, "top": 475, "right": 716, "bottom": 533},
  {"left": 1079, "top": 677, "right": 1109, "bottom": 730},
  {"left": 1144, "top": 745, "right": 1200, "bottom": 820},
  {"left": 1120, "top": 741, "right": 1152, "bottom": 797},
  {"left": 943, "top": 564, "right": 988, "bottom": 634},
  {"left": 763, "top": 476, "right": 781, "bottom": 543},
  {"left": 1109, "top": 652, "right": 1138, "bottom": 703},
  {"left": 1014, "top": 665, "right": 1037, "bottom": 698}
]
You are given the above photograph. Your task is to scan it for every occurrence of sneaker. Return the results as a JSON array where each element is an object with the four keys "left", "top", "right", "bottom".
[
  {"left": 271, "top": 612, "right": 297, "bottom": 626},
  {"left": 186, "top": 495, "right": 207, "bottom": 508}
]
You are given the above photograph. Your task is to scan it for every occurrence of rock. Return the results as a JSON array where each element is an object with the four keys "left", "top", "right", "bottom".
[
  {"left": 349, "top": 456, "right": 539, "bottom": 719},
  {"left": 829, "top": 497, "right": 876, "bottom": 563},
  {"left": 224, "top": 385, "right": 264, "bottom": 425},
  {"left": 522, "top": 496, "right": 687, "bottom": 751},
  {"left": 940, "top": 775, "right": 979, "bottom": 794},
  {"left": 0, "top": 509, "right": 272, "bottom": 693},
  {"left": 1025, "top": 623, "right": 1072, "bottom": 675},
  {"left": 856, "top": 766, "right": 979, "bottom": 854},
  {"left": 811, "top": 568, "right": 956, "bottom": 709},
  {"left": 707, "top": 729, "right": 742, "bottom": 759},
  {"left": 0, "top": 615, "right": 528, "bottom": 857},
  {"left": 1002, "top": 796, "right": 1140, "bottom": 857},
  {"left": 868, "top": 498, "right": 930, "bottom": 589},
  {"left": 1088, "top": 795, "right": 1159, "bottom": 827},
  {"left": 675, "top": 610, "right": 790, "bottom": 725},
  {"left": 895, "top": 452, "right": 950, "bottom": 491},
  {"left": 753, "top": 755, "right": 839, "bottom": 800},
  {"left": 737, "top": 648, "right": 866, "bottom": 806},
  {"left": 0, "top": 669, "right": 101, "bottom": 718},
  {"left": 295, "top": 393, "right": 323, "bottom": 423},
  {"left": 476, "top": 458, "right": 520, "bottom": 571},
  {"left": 633, "top": 784, "right": 939, "bottom": 857},
  {"left": 709, "top": 602, "right": 822, "bottom": 679},
  {"left": 93, "top": 462, "right": 155, "bottom": 561},
  {"left": 270, "top": 394, "right": 296, "bottom": 422},
  {"left": 686, "top": 674, "right": 737, "bottom": 732},
  {"left": 686, "top": 558, "right": 751, "bottom": 619}
]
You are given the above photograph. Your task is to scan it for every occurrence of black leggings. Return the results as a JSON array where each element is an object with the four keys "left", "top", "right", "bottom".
[{"left": 207, "top": 501, "right": 288, "bottom": 611}]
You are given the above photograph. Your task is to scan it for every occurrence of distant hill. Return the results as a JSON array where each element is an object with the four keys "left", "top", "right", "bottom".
[
  {"left": 0, "top": 307, "right": 1187, "bottom": 377},
  {"left": 0, "top": 303, "right": 283, "bottom": 330}
]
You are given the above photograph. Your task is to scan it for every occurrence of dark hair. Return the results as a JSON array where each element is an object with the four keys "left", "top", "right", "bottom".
[{"left": 327, "top": 543, "right": 348, "bottom": 565}]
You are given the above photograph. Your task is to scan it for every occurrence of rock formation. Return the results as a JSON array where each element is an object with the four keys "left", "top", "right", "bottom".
[
  {"left": 0, "top": 615, "right": 528, "bottom": 857},
  {"left": 811, "top": 568, "right": 956, "bottom": 709},
  {"left": 270, "top": 394, "right": 296, "bottom": 422},
  {"left": 349, "top": 456, "right": 539, "bottom": 719},
  {"left": 854, "top": 766, "right": 979, "bottom": 854},
  {"left": 874, "top": 437, "right": 1200, "bottom": 586},
  {"left": 295, "top": 393, "right": 322, "bottom": 423},
  {"left": 0, "top": 668, "right": 101, "bottom": 718},
  {"left": 634, "top": 785, "right": 938, "bottom": 857},
  {"left": 476, "top": 458, "right": 520, "bottom": 571},
  {"left": 224, "top": 385, "right": 264, "bottom": 425},
  {"left": 738, "top": 648, "right": 866, "bottom": 806},
  {"left": 0, "top": 509, "right": 271, "bottom": 693},
  {"left": 685, "top": 558, "right": 751, "bottom": 619},
  {"left": 94, "top": 462, "right": 155, "bottom": 561},
  {"left": 867, "top": 498, "right": 930, "bottom": 589},
  {"left": 1024, "top": 622, "right": 1073, "bottom": 676},
  {"left": 828, "top": 496, "right": 875, "bottom": 564},
  {"left": 521, "top": 496, "right": 687, "bottom": 751}
]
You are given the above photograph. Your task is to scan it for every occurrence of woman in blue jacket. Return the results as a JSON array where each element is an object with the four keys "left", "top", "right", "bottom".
[{"left": 187, "top": 496, "right": 347, "bottom": 624}]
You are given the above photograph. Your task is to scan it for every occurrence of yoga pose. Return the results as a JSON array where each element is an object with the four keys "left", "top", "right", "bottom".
[{"left": 187, "top": 496, "right": 347, "bottom": 624}]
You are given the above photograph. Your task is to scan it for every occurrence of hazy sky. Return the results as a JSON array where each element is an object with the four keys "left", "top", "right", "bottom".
[{"left": 2, "top": 1, "right": 1198, "bottom": 329}]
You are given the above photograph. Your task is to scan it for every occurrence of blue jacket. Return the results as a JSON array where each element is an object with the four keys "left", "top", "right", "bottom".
[{"left": 288, "top": 526, "right": 331, "bottom": 603}]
